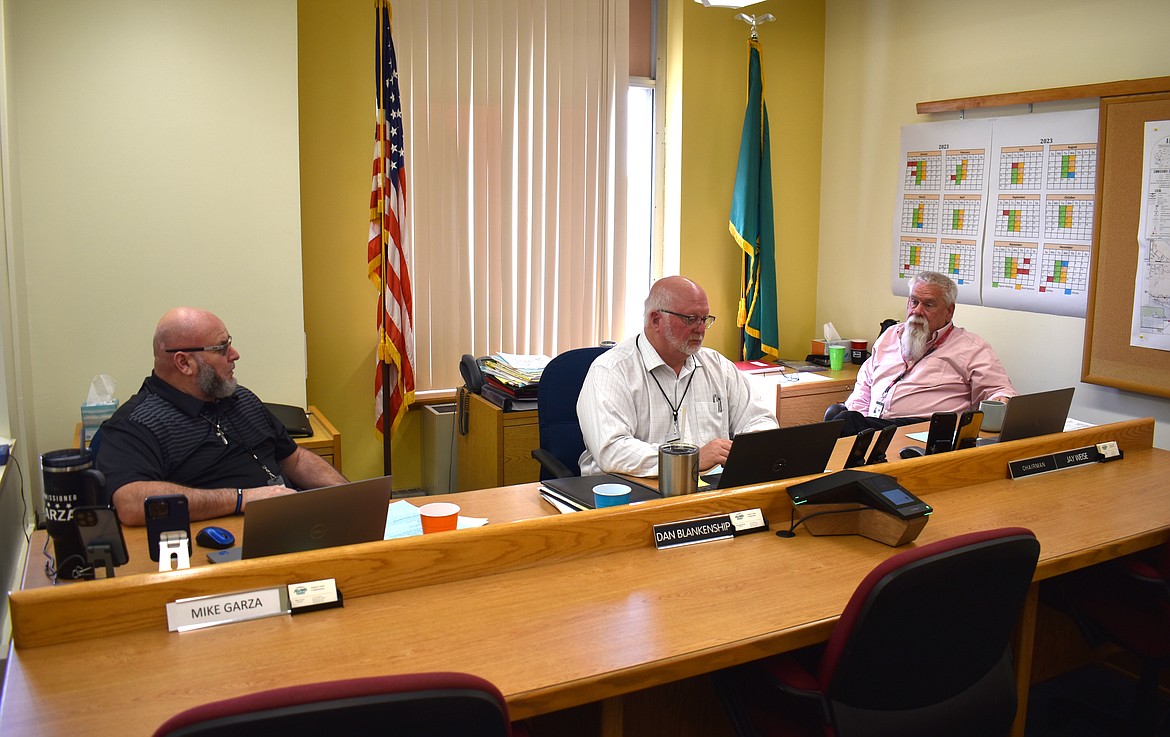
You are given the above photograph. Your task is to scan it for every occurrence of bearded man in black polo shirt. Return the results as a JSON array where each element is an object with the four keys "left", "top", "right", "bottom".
[{"left": 98, "top": 307, "right": 347, "bottom": 526}]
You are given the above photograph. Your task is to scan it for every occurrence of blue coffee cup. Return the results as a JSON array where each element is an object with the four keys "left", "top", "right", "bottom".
[{"left": 593, "top": 483, "right": 631, "bottom": 508}]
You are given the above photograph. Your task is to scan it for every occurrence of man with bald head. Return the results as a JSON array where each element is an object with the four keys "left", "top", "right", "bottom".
[
  {"left": 577, "top": 276, "right": 777, "bottom": 476},
  {"left": 97, "top": 307, "right": 347, "bottom": 526}
]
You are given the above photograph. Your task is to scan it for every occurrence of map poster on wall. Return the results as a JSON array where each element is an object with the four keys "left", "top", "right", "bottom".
[
  {"left": 890, "top": 119, "right": 992, "bottom": 305},
  {"left": 1131, "top": 119, "right": 1170, "bottom": 351},
  {"left": 980, "top": 110, "right": 1098, "bottom": 317}
]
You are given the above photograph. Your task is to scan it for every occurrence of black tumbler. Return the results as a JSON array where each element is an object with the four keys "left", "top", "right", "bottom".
[{"left": 41, "top": 449, "right": 105, "bottom": 581}]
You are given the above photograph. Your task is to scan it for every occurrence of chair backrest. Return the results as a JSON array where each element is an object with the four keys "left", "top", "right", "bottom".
[
  {"left": 533, "top": 345, "right": 610, "bottom": 480},
  {"left": 820, "top": 527, "right": 1040, "bottom": 737},
  {"left": 152, "top": 672, "right": 517, "bottom": 737}
]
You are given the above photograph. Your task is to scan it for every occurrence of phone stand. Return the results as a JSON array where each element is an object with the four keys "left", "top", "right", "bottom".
[
  {"left": 158, "top": 531, "right": 192, "bottom": 572},
  {"left": 85, "top": 544, "right": 117, "bottom": 579}
]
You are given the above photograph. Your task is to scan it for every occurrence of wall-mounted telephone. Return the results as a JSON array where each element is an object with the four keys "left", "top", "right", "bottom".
[{"left": 458, "top": 354, "right": 486, "bottom": 436}]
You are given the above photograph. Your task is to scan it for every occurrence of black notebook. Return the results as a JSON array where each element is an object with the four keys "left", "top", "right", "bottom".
[
  {"left": 539, "top": 474, "right": 661, "bottom": 512},
  {"left": 264, "top": 402, "right": 314, "bottom": 438}
]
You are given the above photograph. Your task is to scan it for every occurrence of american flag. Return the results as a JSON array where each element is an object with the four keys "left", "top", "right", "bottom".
[{"left": 369, "top": 0, "right": 415, "bottom": 436}]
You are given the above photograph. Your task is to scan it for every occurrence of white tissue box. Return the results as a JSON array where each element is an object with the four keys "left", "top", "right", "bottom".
[{"left": 81, "top": 401, "right": 117, "bottom": 442}]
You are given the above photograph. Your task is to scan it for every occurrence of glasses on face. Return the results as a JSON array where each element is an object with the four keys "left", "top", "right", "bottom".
[
  {"left": 164, "top": 336, "right": 232, "bottom": 355},
  {"left": 660, "top": 310, "right": 716, "bottom": 329}
]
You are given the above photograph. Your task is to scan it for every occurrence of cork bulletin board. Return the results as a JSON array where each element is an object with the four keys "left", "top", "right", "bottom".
[{"left": 1083, "top": 90, "right": 1170, "bottom": 398}]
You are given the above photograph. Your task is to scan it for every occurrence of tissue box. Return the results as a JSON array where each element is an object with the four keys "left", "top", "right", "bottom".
[
  {"left": 81, "top": 401, "right": 118, "bottom": 443},
  {"left": 811, "top": 339, "right": 827, "bottom": 355}
]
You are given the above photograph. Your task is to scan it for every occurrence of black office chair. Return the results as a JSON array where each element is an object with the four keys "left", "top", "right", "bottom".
[
  {"left": 714, "top": 527, "right": 1040, "bottom": 737},
  {"left": 530, "top": 345, "right": 610, "bottom": 480},
  {"left": 1053, "top": 543, "right": 1170, "bottom": 734},
  {"left": 152, "top": 671, "right": 529, "bottom": 737}
]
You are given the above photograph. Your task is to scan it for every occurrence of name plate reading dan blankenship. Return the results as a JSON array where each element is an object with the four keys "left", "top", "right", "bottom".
[
  {"left": 654, "top": 509, "right": 768, "bottom": 550},
  {"left": 166, "top": 587, "right": 290, "bottom": 632}
]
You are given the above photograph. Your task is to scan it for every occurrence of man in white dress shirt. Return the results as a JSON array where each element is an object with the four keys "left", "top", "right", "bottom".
[{"left": 576, "top": 276, "right": 778, "bottom": 476}]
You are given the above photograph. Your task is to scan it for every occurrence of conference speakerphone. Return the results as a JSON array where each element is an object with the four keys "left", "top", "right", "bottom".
[{"left": 787, "top": 470, "right": 932, "bottom": 520}]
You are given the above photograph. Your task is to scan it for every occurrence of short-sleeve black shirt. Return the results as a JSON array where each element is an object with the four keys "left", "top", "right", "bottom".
[{"left": 97, "top": 373, "right": 298, "bottom": 500}]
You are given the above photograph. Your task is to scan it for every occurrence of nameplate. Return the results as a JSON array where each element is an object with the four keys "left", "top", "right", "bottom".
[
  {"left": 1008, "top": 442, "right": 1120, "bottom": 480},
  {"left": 166, "top": 587, "right": 289, "bottom": 632},
  {"left": 653, "top": 508, "right": 768, "bottom": 550}
]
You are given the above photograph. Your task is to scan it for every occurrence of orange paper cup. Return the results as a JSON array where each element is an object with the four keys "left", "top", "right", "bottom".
[{"left": 419, "top": 502, "right": 460, "bottom": 534}]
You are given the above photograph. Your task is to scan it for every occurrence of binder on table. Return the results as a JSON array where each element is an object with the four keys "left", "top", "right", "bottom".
[{"left": 539, "top": 474, "right": 661, "bottom": 512}]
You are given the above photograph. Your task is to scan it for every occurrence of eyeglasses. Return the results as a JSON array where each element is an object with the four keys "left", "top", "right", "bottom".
[
  {"left": 164, "top": 336, "right": 232, "bottom": 355},
  {"left": 660, "top": 310, "right": 716, "bottom": 329}
]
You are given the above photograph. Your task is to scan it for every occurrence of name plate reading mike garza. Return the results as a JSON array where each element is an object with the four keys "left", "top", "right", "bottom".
[
  {"left": 166, "top": 587, "right": 289, "bottom": 632},
  {"left": 654, "top": 508, "right": 768, "bottom": 550}
]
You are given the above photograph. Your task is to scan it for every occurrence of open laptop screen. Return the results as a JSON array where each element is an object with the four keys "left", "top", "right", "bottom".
[{"left": 241, "top": 475, "right": 393, "bottom": 559}]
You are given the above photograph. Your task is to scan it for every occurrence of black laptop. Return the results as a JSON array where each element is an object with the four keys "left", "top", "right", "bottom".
[
  {"left": 264, "top": 402, "right": 314, "bottom": 438},
  {"left": 976, "top": 387, "right": 1075, "bottom": 446},
  {"left": 701, "top": 419, "right": 844, "bottom": 490},
  {"left": 239, "top": 475, "right": 394, "bottom": 559}
]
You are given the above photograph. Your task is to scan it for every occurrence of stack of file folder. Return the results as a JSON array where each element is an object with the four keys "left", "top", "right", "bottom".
[{"left": 479, "top": 353, "right": 550, "bottom": 411}]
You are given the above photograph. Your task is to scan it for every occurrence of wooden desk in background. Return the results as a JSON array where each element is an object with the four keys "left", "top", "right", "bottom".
[
  {"left": 774, "top": 363, "right": 859, "bottom": 427},
  {"left": 5, "top": 419, "right": 1164, "bottom": 737},
  {"left": 72, "top": 404, "right": 343, "bottom": 474},
  {"left": 455, "top": 391, "right": 540, "bottom": 491}
]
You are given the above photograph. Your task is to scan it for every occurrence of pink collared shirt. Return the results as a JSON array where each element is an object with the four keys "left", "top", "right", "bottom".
[{"left": 845, "top": 322, "right": 1017, "bottom": 419}]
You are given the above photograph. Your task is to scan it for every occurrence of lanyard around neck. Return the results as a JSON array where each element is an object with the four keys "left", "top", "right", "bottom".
[
  {"left": 875, "top": 323, "right": 954, "bottom": 413},
  {"left": 638, "top": 335, "right": 699, "bottom": 432}
]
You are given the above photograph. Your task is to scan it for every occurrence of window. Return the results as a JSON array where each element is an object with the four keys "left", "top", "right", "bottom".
[{"left": 393, "top": 0, "right": 632, "bottom": 390}]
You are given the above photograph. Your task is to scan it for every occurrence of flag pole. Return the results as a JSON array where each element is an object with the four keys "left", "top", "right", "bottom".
[{"left": 377, "top": 0, "right": 393, "bottom": 476}]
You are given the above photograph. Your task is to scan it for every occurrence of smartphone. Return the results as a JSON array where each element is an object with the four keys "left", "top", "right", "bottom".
[
  {"left": 74, "top": 505, "right": 129, "bottom": 567},
  {"left": 844, "top": 428, "right": 874, "bottom": 468},
  {"left": 954, "top": 410, "right": 984, "bottom": 450},
  {"left": 207, "top": 548, "right": 243, "bottom": 564},
  {"left": 865, "top": 425, "right": 898, "bottom": 465},
  {"left": 925, "top": 412, "right": 958, "bottom": 454},
  {"left": 144, "top": 494, "right": 191, "bottom": 562}
]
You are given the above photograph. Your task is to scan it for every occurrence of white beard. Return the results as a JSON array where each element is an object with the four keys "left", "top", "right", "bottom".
[{"left": 900, "top": 317, "right": 930, "bottom": 362}]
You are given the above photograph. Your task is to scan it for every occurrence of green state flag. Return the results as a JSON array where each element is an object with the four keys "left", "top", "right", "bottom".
[{"left": 729, "top": 39, "right": 779, "bottom": 362}]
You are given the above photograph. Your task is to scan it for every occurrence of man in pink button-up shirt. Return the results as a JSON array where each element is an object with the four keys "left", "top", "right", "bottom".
[{"left": 836, "top": 271, "right": 1016, "bottom": 436}]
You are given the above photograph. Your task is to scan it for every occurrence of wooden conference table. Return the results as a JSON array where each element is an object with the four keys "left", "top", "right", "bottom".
[{"left": 3, "top": 418, "right": 1168, "bottom": 736}]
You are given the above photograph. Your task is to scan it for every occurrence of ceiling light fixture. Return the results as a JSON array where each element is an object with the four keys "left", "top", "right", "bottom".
[{"left": 692, "top": 0, "right": 766, "bottom": 9}]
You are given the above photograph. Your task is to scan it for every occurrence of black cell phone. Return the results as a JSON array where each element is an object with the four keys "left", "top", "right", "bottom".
[
  {"left": 954, "top": 410, "right": 984, "bottom": 450},
  {"left": 925, "top": 412, "right": 958, "bottom": 454},
  {"left": 74, "top": 506, "right": 129, "bottom": 567},
  {"left": 844, "top": 428, "right": 874, "bottom": 468},
  {"left": 865, "top": 425, "right": 898, "bottom": 465},
  {"left": 144, "top": 494, "right": 191, "bottom": 562}
]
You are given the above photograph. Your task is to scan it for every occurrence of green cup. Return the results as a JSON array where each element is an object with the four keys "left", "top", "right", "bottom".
[{"left": 828, "top": 344, "right": 846, "bottom": 371}]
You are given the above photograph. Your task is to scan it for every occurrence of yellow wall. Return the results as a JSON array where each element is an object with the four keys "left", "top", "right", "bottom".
[
  {"left": 674, "top": 0, "right": 826, "bottom": 362},
  {"left": 297, "top": 0, "right": 826, "bottom": 484},
  {"left": 818, "top": 0, "right": 1170, "bottom": 445},
  {"left": 298, "top": 0, "right": 422, "bottom": 486}
]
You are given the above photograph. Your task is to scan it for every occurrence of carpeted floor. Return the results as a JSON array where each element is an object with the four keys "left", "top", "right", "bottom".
[{"left": 1026, "top": 664, "right": 1170, "bottom": 736}]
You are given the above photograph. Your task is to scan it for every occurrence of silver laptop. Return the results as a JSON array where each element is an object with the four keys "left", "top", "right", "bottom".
[
  {"left": 976, "top": 387, "right": 1075, "bottom": 446},
  {"left": 240, "top": 475, "right": 394, "bottom": 559}
]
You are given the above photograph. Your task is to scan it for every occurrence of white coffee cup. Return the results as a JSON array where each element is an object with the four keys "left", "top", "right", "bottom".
[{"left": 979, "top": 399, "right": 1007, "bottom": 433}]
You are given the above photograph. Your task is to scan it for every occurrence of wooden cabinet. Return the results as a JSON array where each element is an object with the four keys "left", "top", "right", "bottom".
[
  {"left": 455, "top": 392, "right": 540, "bottom": 491},
  {"left": 775, "top": 364, "right": 859, "bottom": 427},
  {"left": 301, "top": 405, "right": 343, "bottom": 473}
]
